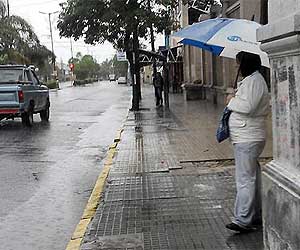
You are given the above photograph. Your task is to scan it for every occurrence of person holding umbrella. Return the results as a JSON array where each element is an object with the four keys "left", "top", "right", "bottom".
[
  {"left": 173, "top": 17, "right": 271, "bottom": 232},
  {"left": 225, "top": 51, "right": 270, "bottom": 232}
]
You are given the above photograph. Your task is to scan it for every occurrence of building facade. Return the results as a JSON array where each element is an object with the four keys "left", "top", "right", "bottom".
[
  {"left": 258, "top": 1, "right": 300, "bottom": 249},
  {"left": 171, "top": 0, "right": 268, "bottom": 104}
]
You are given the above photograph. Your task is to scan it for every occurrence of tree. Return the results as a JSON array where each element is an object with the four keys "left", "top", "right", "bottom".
[
  {"left": 0, "top": 0, "right": 52, "bottom": 73},
  {"left": 98, "top": 59, "right": 112, "bottom": 80},
  {"left": 71, "top": 53, "right": 100, "bottom": 80},
  {"left": 112, "top": 55, "right": 128, "bottom": 78},
  {"left": 58, "top": 0, "right": 179, "bottom": 110}
]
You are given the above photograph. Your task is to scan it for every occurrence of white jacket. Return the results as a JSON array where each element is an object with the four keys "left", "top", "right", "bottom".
[{"left": 227, "top": 71, "right": 270, "bottom": 144}]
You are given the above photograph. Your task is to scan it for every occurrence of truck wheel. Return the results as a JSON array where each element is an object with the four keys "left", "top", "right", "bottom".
[
  {"left": 21, "top": 109, "right": 33, "bottom": 127},
  {"left": 40, "top": 106, "right": 50, "bottom": 121}
]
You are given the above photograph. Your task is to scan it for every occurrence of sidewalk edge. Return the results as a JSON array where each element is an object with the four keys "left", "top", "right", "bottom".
[{"left": 65, "top": 124, "right": 126, "bottom": 250}]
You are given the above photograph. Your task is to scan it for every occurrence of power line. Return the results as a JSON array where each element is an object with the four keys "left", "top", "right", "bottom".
[
  {"left": 41, "top": 43, "right": 114, "bottom": 50},
  {"left": 41, "top": 40, "right": 100, "bottom": 45},
  {"left": 11, "top": 0, "right": 60, "bottom": 8}
]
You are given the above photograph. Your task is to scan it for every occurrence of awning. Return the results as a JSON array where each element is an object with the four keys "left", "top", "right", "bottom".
[
  {"left": 158, "top": 45, "right": 183, "bottom": 63},
  {"left": 138, "top": 49, "right": 166, "bottom": 66},
  {"left": 138, "top": 46, "right": 183, "bottom": 66}
]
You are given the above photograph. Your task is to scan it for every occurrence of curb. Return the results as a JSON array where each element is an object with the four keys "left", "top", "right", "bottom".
[{"left": 65, "top": 127, "right": 124, "bottom": 250}]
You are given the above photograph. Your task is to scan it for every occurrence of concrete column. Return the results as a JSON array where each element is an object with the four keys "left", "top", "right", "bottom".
[
  {"left": 181, "top": 3, "right": 190, "bottom": 84},
  {"left": 257, "top": 1, "right": 300, "bottom": 249}
]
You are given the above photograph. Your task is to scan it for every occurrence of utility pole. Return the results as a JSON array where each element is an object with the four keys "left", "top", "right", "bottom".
[
  {"left": 70, "top": 38, "right": 74, "bottom": 59},
  {"left": 6, "top": 0, "right": 9, "bottom": 17},
  {"left": 69, "top": 38, "right": 74, "bottom": 84},
  {"left": 39, "top": 11, "right": 59, "bottom": 80}
]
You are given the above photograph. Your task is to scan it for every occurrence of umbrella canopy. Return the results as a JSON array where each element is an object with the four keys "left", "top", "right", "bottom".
[{"left": 172, "top": 18, "right": 269, "bottom": 67}]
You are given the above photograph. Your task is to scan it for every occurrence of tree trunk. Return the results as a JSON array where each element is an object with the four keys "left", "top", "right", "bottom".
[
  {"left": 132, "top": 24, "right": 141, "bottom": 110},
  {"left": 133, "top": 29, "right": 141, "bottom": 102},
  {"left": 126, "top": 49, "right": 138, "bottom": 111},
  {"left": 124, "top": 30, "right": 138, "bottom": 111},
  {"left": 148, "top": 0, "right": 157, "bottom": 91}
]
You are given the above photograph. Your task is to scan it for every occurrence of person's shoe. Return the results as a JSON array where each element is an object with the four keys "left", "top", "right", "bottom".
[{"left": 226, "top": 222, "right": 255, "bottom": 233}]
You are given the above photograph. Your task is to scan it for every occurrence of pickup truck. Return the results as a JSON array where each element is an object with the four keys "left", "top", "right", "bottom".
[{"left": 0, "top": 65, "right": 50, "bottom": 126}]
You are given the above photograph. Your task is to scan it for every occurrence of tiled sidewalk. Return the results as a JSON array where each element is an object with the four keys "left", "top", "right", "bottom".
[{"left": 80, "top": 86, "right": 272, "bottom": 250}]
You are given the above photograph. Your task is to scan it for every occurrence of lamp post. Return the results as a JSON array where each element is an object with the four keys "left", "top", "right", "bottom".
[{"left": 39, "top": 11, "right": 59, "bottom": 79}]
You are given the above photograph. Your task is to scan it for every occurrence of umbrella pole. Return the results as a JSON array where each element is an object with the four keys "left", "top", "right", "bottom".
[
  {"left": 233, "top": 65, "right": 241, "bottom": 89},
  {"left": 233, "top": 53, "right": 245, "bottom": 89}
]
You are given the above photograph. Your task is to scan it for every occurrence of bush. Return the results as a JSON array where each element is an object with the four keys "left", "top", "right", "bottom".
[
  {"left": 73, "top": 80, "right": 85, "bottom": 86},
  {"left": 46, "top": 80, "right": 58, "bottom": 89},
  {"left": 73, "top": 78, "right": 98, "bottom": 86}
]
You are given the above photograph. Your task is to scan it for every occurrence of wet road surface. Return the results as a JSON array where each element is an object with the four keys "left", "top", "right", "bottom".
[{"left": 0, "top": 81, "right": 131, "bottom": 250}]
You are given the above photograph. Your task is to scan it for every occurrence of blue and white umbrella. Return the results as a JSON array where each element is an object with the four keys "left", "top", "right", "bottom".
[{"left": 172, "top": 18, "right": 269, "bottom": 67}]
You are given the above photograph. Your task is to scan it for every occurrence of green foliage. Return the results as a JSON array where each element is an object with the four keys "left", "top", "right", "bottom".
[
  {"left": 112, "top": 55, "right": 128, "bottom": 77},
  {"left": 96, "top": 56, "right": 128, "bottom": 80},
  {"left": 58, "top": 0, "right": 180, "bottom": 51},
  {"left": 72, "top": 54, "right": 100, "bottom": 80},
  {"left": 0, "top": 53, "right": 8, "bottom": 64},
  {"left": 0, "top": 0, "right": 52, "bottom": 73},
  {"left": 46, "top": 79, "right": 58, "bottom": 89},
  {"left": 98, "top": 59, "right": 111, "bottom": 79},
  {"left": 73, "top": 78, "right": 98, "bottom": 86}
]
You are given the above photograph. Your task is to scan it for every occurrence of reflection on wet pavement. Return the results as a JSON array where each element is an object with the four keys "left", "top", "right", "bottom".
[
  {"left": 0, "top": 81, "right": 131, "bottom": 250},
  {"left": 82, "top": 86, "right": 270, "bottom": 250}
]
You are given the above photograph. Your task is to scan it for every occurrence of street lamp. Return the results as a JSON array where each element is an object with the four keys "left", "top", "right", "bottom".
[{"left": 39, "top": 11, "right": 59, "bottom": 79}]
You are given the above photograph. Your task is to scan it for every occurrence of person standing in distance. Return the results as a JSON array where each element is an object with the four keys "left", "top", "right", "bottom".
[
  {"left": 225, "top": 51, "right": 270, "bottom": 232},
  {"left": 153, "top": 72, "right": 164, "bottom": 107}
]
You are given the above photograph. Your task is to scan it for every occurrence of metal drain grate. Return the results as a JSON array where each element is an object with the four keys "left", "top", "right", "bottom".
[
  {"left": 105, "top": 173, "right": 236, "bottom": 202},
  {"left": 84, "top": 197, "right": 263, "bottom": 250},
  {"left": 105, "top": 175, "right": 178, "bottom": 202}
]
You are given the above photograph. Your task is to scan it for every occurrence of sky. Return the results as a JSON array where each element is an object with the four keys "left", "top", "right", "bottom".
[
  {"left": 9, "top": 0, "right": 166, "bottom": 65},
  {"left": 9, "top": 0, "right": 117, "bottom": 65},
  {"left": 9, "top": 0, "right": 223, "bottom": 65}
]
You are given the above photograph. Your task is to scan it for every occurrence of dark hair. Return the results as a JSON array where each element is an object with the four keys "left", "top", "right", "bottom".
[{"left": 236, "top": 51, "right": 261, "bottom": 77}]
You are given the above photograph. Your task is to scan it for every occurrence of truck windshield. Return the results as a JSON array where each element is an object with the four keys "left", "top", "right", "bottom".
[{"left": 0, "top": 69, "right": 23, "bottom": 83}]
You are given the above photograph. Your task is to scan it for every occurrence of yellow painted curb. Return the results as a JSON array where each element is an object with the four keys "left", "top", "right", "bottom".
[
  {"left": 114, "top": 128, "right": 124, "bottom": 143},
  {"left": 66, "top": 238, "right": 82, "bottom": 250},
  {"left": 65, "top": 131, "right": 123, "bottom": 250},
  {"left": 109, "top": 142, "right": 118, "bottom": 149},
  {"left": 71, "top": 218, "right": 92, "bottom": 240}
]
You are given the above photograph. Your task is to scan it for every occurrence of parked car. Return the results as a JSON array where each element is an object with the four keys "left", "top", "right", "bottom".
[
  {"left": 0, "top": 65, "right": 50, "bottom": 126},
  {"left": 117, "top": 76, "right": 127, "bottom": 84},
  {"left": 108, "top": 74, "right": 116, "bottom": 81}
]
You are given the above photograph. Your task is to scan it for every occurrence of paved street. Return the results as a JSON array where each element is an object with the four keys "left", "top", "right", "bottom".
[
  {"left": 81, "top": 85, "right": 272, "bottom": 250},
  {"left": 0, "top": 81, "right": 131, "bottom": 250}
]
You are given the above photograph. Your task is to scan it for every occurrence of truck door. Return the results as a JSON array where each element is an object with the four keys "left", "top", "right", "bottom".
[
  {"left": 24, "top": 69, "right": 39, "bottom": 110},
  {"left": 31, "top": 70, "right": 48, "bottom": 110}
]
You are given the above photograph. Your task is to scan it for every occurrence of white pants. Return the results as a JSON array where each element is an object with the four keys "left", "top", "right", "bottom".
[{"left": 232, "top": 141, "right": 265, "bottom": 227}]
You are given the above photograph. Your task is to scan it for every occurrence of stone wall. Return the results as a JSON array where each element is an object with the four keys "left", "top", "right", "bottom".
[{"left": 258, "top": 1, "right": 300, "bottom": 249}]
